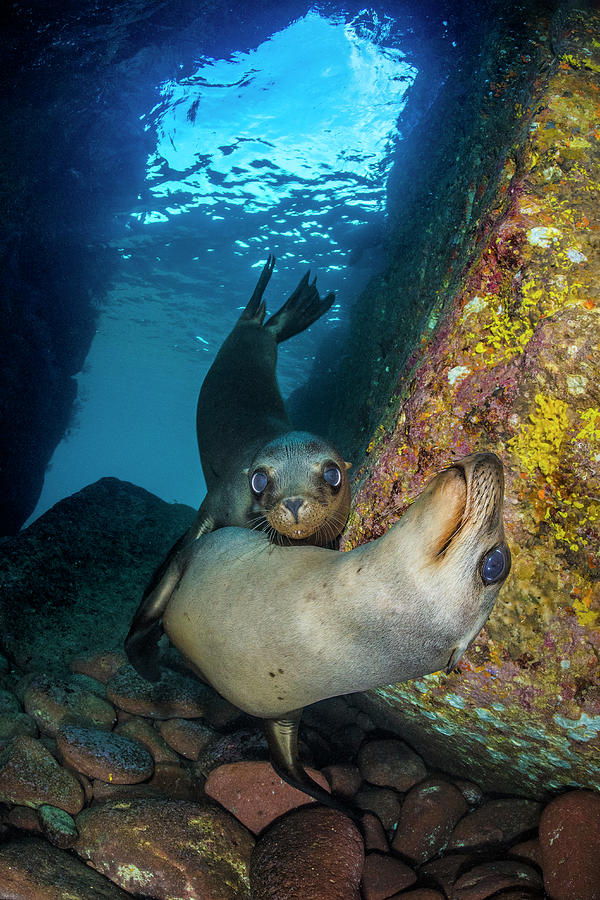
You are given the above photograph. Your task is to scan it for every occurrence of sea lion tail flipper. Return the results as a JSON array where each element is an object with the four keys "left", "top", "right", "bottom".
[
  {"left": 239, "top": 255, "right": 276, "bottom": 323},
  {"left": 264, "top": 712, "right": 361, "bottom": 823},
  {"left": 264, "top": 271, "right": 335, "bottom": 343},
  {"left": 124, "top": 531, "right": 193, "bottom": 681}
]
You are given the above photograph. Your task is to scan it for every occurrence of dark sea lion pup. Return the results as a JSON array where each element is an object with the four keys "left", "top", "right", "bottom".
[
  {"left": 137, "top": 452, "right": 511, "bottom": 817},
  {"left": 125, "top": 256, "right": 351, "bottom": 675}
]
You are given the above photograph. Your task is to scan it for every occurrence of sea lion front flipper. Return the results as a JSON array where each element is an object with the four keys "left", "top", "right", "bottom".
[
  {"left": 124, "top": 533, "right": 194, "bottom": 681},
  {"left": 264, "top": 711, "right": 361, "bottom": 822},
  {"left": 264, "top": 271, "right": 335, "bottom": 343}
]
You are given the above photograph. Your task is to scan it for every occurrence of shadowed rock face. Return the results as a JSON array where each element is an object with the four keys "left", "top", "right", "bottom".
[{"left": 340, "top": 7, "right": 600, "bottom": 798}]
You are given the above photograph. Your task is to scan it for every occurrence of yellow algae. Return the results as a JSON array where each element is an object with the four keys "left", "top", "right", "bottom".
[
  {"left": 508, "top": 394, "right": 570, "bottom": 479},
  {"left": 577, "top": 408, "right": 600, "bottom": 441},
  {"left": 572, "top": 597, "right": 600, "bottom": 627}
]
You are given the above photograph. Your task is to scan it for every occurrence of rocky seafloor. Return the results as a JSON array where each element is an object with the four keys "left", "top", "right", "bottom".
[{"left": 0, "top": 644, "right": 598, "bottom": 899}]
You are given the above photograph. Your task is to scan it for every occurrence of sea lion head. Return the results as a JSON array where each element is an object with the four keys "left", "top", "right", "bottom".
[
  {"left": 396, "top": 451, "right": 511, "bottom": 668},
  {"left": 246, "top": 430, "right": 351, "bottom": 545}
]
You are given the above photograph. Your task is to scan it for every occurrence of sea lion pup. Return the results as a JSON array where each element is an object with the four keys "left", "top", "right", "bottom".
[
  {"left": 138, "top": 452, "right": 511, "bottom": 816},
  {"left": 125, "top": 256, "right": 351, "bottom": 676},
  {"left": 194, "top": 254, "right": 350, "bottom": 544}
]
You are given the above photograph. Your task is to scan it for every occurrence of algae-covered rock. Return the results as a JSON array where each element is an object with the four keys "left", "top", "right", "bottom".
[
  {"left": 76, "top": 797, "right": 254, "bottom": 899},
  {"left": 343, "top": 9, "right": 600, "bottom": 797}
]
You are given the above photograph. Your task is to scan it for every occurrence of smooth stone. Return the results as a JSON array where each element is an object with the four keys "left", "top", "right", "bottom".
[
  {"left": 38, "top": 803, "right": 78, "bottom": 848},
  {"left": 158, "top": 717, "right": 218, "bottom": 760},
  {"left": 250, "top": 806, "right": 364, "bottom": 899},
  {"left": 106, "top": 664, "right": 211, "bottom": 719},
  {"left": 205, "top": 760, "right": 330, "bottom": 834},
  {"left": 194, "top": 727, "right": 269, "bottom": 777},
  {"left": 420, "top": 854, "right": 473, "bottom": 896},
  {"left": 70, "top": 649, "right": 128, "bottom": 683},
  {"left": 68, "top": 672, "right": 107, "bottom": 698},
  {"left": 0, "top": 688, "right": 20, "bottom": 714},
  {"left": 509, "top": 837, "right": 543, "bottom": 868},
  {"left": 451, "top": 859, "right": 543, "bottom": 899},
  {"left": 322, "top": 763, "right": 362, "bottom": 800},
  {"left": 76, "top": 797, "right": 254, "bottom": 899},
  {"left": 23, "top": 675, "right": 116, "bottom": 736},
  {"left": 389, "top": 891, "right": 445, "bottom": 900},
  {"left": 361, "top": 851, "right": 417, "bottom": 899},
  {"left": 0, "top": 711, "right": 38, "bottom": 744},
  {"left": 92, "top": 763, "right": 200, "bottom": 802},
  {"left": 539, "top": 789, "right": 600, "bottom": 900},
  {"left": 358, "top": 739, "right": 427, "bottom": 792},
  {"left": 0, "top": 735, "right": 84, "bottom": 814},
  {"left": 448, "top": 798, "right": 542, "bottom": 850},
  {"left": 391, "top": 777, "right": 468, "bottom": 863},
  {"left": 115, "top": 716, "right": 182, "bottom": 764},
  {"left": 0, "top": 835, "right": 130, "bottom": 898},
  {"left": 361, "top": 811, "right": 389, "bottom": 852},
  {"left": 7, "top": 805, "right": 41, "bottom": 834},
  {"left": 355, "top": 784, "right": 402, "bottom": 830},
  {"left": 57, "top": 723, "right": 154, "bottom": 784},
  {"left": 451, "top": 778, "right": 484, "bottom": 808}
]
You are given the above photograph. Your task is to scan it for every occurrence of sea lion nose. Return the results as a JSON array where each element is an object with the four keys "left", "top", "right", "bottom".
[{"left": 284, "top": 498, "right": 304, "bottom": 523}]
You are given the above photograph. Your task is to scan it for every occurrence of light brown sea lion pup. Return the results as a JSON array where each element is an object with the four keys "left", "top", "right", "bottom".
[
  {"left": 125, "top": 256, "right": 351, "bottom": 677},
  {"left": 131, "top": 451, "right": 511, "bottom": 816}
]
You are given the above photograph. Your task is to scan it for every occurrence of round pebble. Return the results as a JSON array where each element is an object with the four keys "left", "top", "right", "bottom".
[
  {"left": 392, "top": 777, "right": 468, "bottom": 863},
  {"left": 158, "top": 717, "right": 218, "bottom": 760},
  {"left": 205, "top": 760, "right": 330, "bottom": 834},
  {"left": 358, "top": 738, "right": 427, "bottom": 791},
  {"left": 250, "top": 805, "right": 364, "bottom": 899},
  {"left": 539, "top": 789, "right": 600, "bottom": 900},
  {"left": 361, "top": 851, "right": 417, "bottom": 899},
  {"left": 23, "top": 675, "right": 116, "bottom": 736},
  {"left": 115, "top": 717, "right": 181, "bottom": 764},
  {"left": 57, "top": 723, "right": 154, "bottom": 784},
  {"left": 448, "top": 798, "right": 542, "bottom": 850},
  {"left": 0, "top": 735, "right": 84, "bottom": 814},
  {"left": 451, "top": 859, "right": 542, "bottom": 899},
  {"left": 355, "top": 784, "right": 402, "bottom": 830},
  {"left": 322, "top": 763, "right": 362, "bottom": 800},
  {"left": 70, "top": 650, "right": 128, "bottom": 683},
  {"left": 38, "top": 803, "right": 79, "bottom": 849},
  {"left": 106, "top": 665, "right": 212, "bottom": 718}
]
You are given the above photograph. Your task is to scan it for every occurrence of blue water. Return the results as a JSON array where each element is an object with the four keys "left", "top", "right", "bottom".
[{"left": 28, "top": 4, "right": 453, "bottom": 524}]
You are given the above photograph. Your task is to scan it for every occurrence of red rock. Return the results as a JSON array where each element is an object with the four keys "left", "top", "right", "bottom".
[
  {"left": 358, "top": 739, "right": 427, "bottom": 791},
  {"left": 451, "top": 778, "right": 484, "bottom": 808},
  {"left": 421, "top": 853, "right": 472, "bottom": 896},
  {"left": 451, "top": 860, "right": 542, "bottom": 899},
  {"left": 115, "top": 716, "right": 181, "bottom": 764},
  {"left": 509, "top": 837, "right": 542, "bottom": 868},
  {"left": 158, "top": 717, "right": 218, "bottom": 760},
  {"left": 23, "top": 675, "right": 116, "bottom": 736},
  {"left": 0, "top": 735, "right": 84, "bottom": 814},
  {"left": 361, "top": 851, "right": 417, "bottom": 899},
  {"left": 56, "top": 723, "right": 154, "bottom": 784},
  {"left": 323, "top": 763, "right": 362, "bottom": 800},
  {"left": 0, "top": 835, "right": 130, "bottom": 898},
  {"left": 448, "top": 798, "right": 542, "bottom": 850},
  {"left": 7, "top": 806, "right": 41, "bottom": 834},
  {"left": 70, "top": 649, "right": 128, "bottom": 683},
  {"left": 0, "top": 711, "right": 38, "bottom": 745},
  {"left": 388, "top": 891, "right": 445, "bottom": 900},
  {"left": 194, "top": 727, "right": 269, "bottom": 776},
  {"left": 361, "top": 811, "right": 389, "bottom": 852},
  {"left": 250, "top": 806, "right": 364, "bottom": 899},
  {"left": 392, "top": 777, "right": 468, "bottom": 863},
  {"left": 205, "top": 760, "right": 330, "bottom": 833},
  {"left": 355, "top": 784, "right": 402, "bottom": 830},
  {"left": 539, "top": 789, "right": 600, "bottom": 900},
  {"left": 106, "top": 664, "right": 212, "bottom": 718},
  {"left": 92, "top": 762, "right": 199, "bottom": 802},
  {"left": 76, "top": 797, "right": 254, "bottom": 897}
]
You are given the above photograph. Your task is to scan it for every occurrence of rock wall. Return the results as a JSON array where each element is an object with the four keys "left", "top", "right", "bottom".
[{"left": 341, "top": 6, "right": 600, "bottom": 798}]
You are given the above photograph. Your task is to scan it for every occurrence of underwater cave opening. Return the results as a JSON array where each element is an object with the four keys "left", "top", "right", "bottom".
[{"left": 26, "top": 0, "right": 458, "bottom": 524}]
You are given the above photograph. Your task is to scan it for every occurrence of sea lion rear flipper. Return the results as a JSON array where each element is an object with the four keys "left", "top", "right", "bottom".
[
  {"left": 125, "top": 531, "right": 195, "bottom": 681},
  {"left": 264, "top": 712, "right": 361, "bottom": 822},
  {"left": 238, "top": 254, "right": 276, "bottom": 324},
  {"left": 264, "top": 271, "right": 335, "bottom": 343}
]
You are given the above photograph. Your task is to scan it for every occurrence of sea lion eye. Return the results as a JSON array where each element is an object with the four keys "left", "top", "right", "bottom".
[
  {"left": 250, "top": 471, "right": 268, "bottom": 495},
  {"left": 481, "top": 544, "right": 511, "bottom": 585},
  {"left": 323, "top": 465, "right": 342, "bottom": 489}
]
